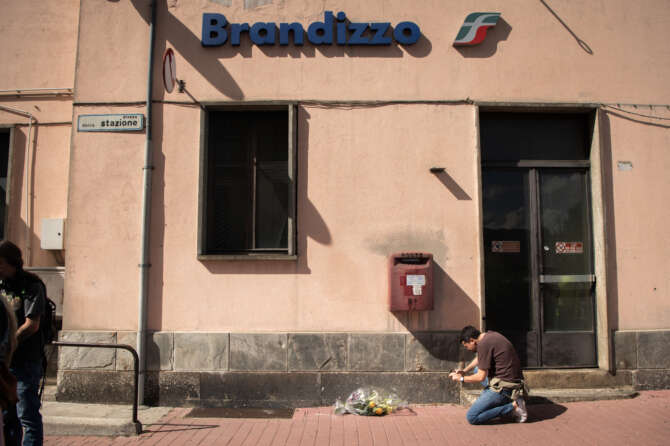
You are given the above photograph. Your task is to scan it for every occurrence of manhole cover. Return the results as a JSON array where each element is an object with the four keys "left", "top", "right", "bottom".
[{"left": 186, "top": 408, "right": 295, "bottom": 419}]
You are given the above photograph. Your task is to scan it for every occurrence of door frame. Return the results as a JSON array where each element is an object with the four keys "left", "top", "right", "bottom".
[{"left": 475, "top": 104, "right": 613, "bottom": 371}]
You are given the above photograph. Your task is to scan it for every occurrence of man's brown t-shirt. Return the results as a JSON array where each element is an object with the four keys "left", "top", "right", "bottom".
[{"left": 477, "top": 331, "right": 522, "bottom": 382}]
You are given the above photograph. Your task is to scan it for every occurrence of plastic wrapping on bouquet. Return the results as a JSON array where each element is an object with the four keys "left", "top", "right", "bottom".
[{"left": 388, "top": 252, "right": 434, "bottom": 311}]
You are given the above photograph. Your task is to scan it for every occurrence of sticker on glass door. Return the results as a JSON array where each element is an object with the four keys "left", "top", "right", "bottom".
[
  {"left": 491, "top": 241, "right": 520, "bottom": 253},
  {"left": 555, "top": 242, "right": 583, "bottom": 254}
]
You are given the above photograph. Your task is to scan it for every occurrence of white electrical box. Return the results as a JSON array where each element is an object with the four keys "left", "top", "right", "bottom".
[{"left": 41, "top": 218, "right": 65, "bottom": 250}]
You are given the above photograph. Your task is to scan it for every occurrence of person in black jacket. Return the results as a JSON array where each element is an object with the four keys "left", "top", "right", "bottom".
[
  {"left": 1, "top": 283, "right": 18, "bottom": 446},
  {"left": 0, "top": 241, "right": 46, "bottom": 446}
]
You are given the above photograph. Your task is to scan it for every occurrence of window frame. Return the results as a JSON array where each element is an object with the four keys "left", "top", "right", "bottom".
[{"left": 197, "top": 103, "right": 297, "bottom": 260}]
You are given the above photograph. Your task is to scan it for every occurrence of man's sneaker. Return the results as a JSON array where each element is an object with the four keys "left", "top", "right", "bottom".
[{"left": 514, "top": 397, "right": 528, "bottom": 423}]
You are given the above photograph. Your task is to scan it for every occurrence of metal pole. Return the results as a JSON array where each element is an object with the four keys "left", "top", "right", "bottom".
[
  {"left": 53, "top": 342, "right": 142, "bottom": 434},
  {"left": 137, "top": 0, "right": 157, "bottom": 407}
]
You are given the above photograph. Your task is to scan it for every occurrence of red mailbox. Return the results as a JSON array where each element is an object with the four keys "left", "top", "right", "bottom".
[{"left": 389, "top": 253, "right": 434, "bottom": 311}]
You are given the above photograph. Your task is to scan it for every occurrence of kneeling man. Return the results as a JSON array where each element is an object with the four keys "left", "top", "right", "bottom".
[{"left": 450, "top": 325, "right": 528, "bottom": 424}]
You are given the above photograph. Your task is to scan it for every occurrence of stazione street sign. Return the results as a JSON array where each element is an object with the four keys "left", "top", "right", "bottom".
[{"left": 77, "top": 114, "right": 144, "bottom": 132}]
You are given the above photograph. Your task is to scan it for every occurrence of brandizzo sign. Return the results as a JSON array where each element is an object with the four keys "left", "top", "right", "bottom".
[{"left": 201, "top": 11, "right": 421, "bottom": 46}]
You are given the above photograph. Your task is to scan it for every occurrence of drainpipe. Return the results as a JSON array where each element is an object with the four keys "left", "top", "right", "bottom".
[
  {"left": 137, "top": 0, "right": 157, "bottom": 406},
  {"left": 0, "top": 105, "right": 36, "bottom": 263}
]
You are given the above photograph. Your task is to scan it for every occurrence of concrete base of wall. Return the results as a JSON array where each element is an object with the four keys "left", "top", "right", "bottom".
[
  {"left": 523, "top": 369, "right": 633, "bottom": 388},
  {"left": 614, "top": 330, "right": 670, "bottom": 391},
  {"left": 634, "top": 369, "right": 670, "bottom": 390},
  {"left": 57, "top": 371, "right": 462, "bottom": 408},
  {"left": 54, "top": 329, "right": 670, "bottom": 407},
  {"left": 55, "top": 330, "right": 469, "bottom": 406}
]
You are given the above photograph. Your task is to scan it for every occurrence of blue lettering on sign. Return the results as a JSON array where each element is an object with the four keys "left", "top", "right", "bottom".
[
  {"left": 307, "top": 11, "right": 334, "bottom": 45},
  {"left": 250, "top": 22, "right": 276, "bottom": 45},
  {"left": 203, "top": 13, "right": 228, "bottom": 46},
  {"left": 202, "top": 11, "right": 421, "bottom": 46},
  {"left": 279, "top": 23, "right": 305, "bottom": 45}
]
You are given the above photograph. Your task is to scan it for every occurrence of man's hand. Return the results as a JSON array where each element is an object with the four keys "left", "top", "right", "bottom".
[
  {"left": 16, "top": 316, "right": 40, "bottom": 343},
  {"left": 449, "top": 370, "right": 464, "bottom": 382}
]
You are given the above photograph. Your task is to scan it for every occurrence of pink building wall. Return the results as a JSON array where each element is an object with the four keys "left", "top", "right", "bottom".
[
  {"left": 604, "top": 111, "right": 670, "bottom": 330},
  {"left": 2, "top": 0, "right": 666, "bottom": 334},
  {"left": 0, "top": 0, "right": 78, "bottom": 267}
]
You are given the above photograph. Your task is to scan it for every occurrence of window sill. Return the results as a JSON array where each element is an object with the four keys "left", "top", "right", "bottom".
[{"left": 198, "top": 254, "right": 298, "bottom": 261}]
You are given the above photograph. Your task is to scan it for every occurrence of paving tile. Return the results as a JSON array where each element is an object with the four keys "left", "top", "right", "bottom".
[{"left": 44, "top": 390, "right": 670, "bottom": 446}]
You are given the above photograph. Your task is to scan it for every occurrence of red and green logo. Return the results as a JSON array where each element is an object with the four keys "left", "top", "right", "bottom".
[{"left": 453, "top": 12, "right": 501, "bottom": 46}]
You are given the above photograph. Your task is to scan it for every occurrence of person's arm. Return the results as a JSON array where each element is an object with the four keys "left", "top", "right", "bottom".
[
  {"left": 16, "top": 316, "right": 39, "bottom": 343},
  {"left": 462, "top": 357, "right": 478, "bottom": 373},
  {"left": 16, "top": 280, "right": 45, "bottom": 344},
  {"left": 449, "top": 357, "right": 479, "bottom": 381},
  {"left": 450, "top": 366, "right": 487, "bottom": 383},
  {"left": 0, "top": 304, "right": 8, "bottom": 364},
  {"left": 462, "top": 367, "right": 487, "bottom": 383}
]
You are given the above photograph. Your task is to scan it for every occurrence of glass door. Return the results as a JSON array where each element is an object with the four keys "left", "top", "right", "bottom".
[
  {"left": 480, "top": 111, "right": 596, "bottom": 367},
  {"left": 482, "top": 169, "right": 538, "bottom": 367},
  {"left": 538, "top": 169, "right": 596, "bottom": 366},
  {"left": 483, "top": 167, "right": 596, "bottom": 367}
]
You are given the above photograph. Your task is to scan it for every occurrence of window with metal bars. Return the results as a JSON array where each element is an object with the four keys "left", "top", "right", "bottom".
[{"left": 198, "top": 105, "right": 296, "bottom": 258}]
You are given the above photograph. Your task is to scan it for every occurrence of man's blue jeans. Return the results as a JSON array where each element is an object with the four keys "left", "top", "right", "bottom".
[
  {"left": 466, "top": 387, "right": 514, "bottom": 425},
  {"left": 11, "top": 360, "right": 43, "bottom": 446}
]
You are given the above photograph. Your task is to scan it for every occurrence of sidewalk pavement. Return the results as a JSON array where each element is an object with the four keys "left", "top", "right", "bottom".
[
  {"left": 44, "top": 390, "right": 670, "bottom": 446},
  {"left": 43, "top": 402, "right": 172, "bottom": 437}
]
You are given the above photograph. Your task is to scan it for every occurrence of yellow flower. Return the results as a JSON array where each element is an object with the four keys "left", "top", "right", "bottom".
[
  {"left": 368, "top": 402, "right": 376, "bottom": 408},
  {"left": 374, "top": 407, "right": 384, "bottom": 415}
]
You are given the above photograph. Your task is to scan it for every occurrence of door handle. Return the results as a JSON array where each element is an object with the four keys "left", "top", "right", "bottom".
[{"left": 539, "top": 274, "right": 595, "bottom": 283}]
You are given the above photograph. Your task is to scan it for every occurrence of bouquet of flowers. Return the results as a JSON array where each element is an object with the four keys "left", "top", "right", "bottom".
[{"left": 334, "top": 387, "right": 407, "bottom": 416}]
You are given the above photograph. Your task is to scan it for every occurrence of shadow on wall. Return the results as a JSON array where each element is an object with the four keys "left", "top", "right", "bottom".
[
  {"left": 131, "top": 0, "right": 245, "bottom": 99},
  {"left": 391, "top": 262, "right": 481, "bottom": 368},
  {"left": 7, "top": 127, "right": 29, "bottom": 247},
  {"left": 455, "top": 18, "right": 512, "bottom": 59},
  {"left": 147, "top": 104, "right": 166, "bottom": 331},
  {"left": 5, "top": 126, "right": 63, "bottom": 267},
  {"left": 392, "top": 262, "right": 480, "bottom": 332},
  {"left": 365, "top": 227, "right": 480, "bottom": 342},
  {"left": 597, "top": 111, "right": 619, "bottom": 336},
  {"left": 431, "top": 170, "right": 471, "bottom": 200}
]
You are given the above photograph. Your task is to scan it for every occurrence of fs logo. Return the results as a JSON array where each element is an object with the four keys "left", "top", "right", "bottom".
[{"left": 453, "top": 12, "right": 501, "bottom": 46}]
